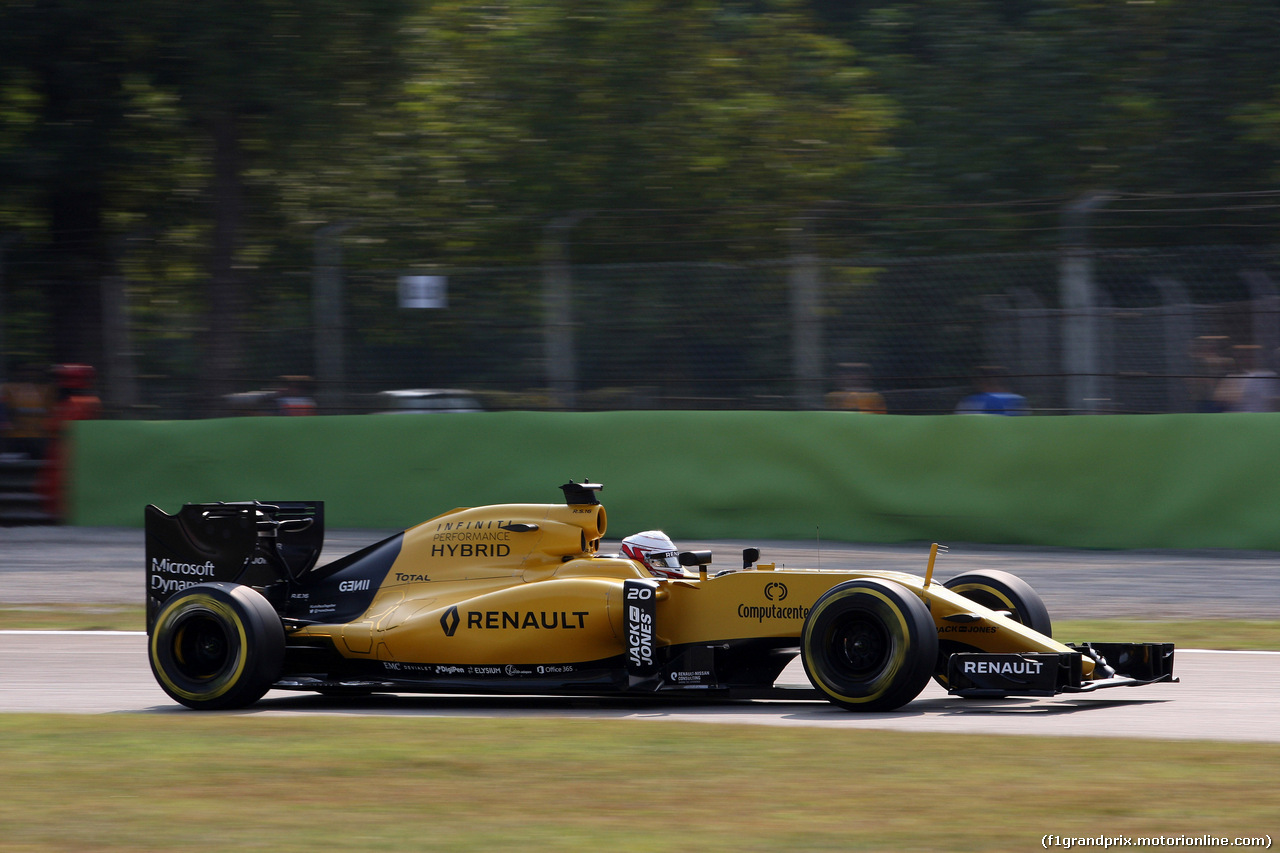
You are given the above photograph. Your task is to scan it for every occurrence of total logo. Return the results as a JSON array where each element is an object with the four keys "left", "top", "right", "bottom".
[{"left": 764, "top": 582, "right": 788, "bottom": 602}]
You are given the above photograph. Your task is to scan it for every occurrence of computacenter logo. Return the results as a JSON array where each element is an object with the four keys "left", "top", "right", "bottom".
[{"left": 764, "top": 582, "right": 788, "bottom": 602}]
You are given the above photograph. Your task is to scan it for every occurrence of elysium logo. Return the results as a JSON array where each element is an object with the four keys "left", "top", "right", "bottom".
[
  {"left": 764, "top": 582, "right": 788, "bottom": 602},
  {"left": 440, "top": 605, "right": 460, "bottom": 637}
]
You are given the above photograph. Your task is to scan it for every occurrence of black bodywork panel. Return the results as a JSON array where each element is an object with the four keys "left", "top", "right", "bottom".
[
  {"left": 271, "top": 633, "right": 810, "bottom": 700},
  {"left": 147, "top": 500, "right": 342, "bottom": 631},
  {"left": 146, "top": 500, "right": 400, "bottom": 632},
  {"left": 281, "top": 533, "right": 402, "bottom": 625}
]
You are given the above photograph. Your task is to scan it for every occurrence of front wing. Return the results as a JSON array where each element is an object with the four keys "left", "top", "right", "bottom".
[{"left": 945, "top": 642, "right": 1177, "bottom": 698}]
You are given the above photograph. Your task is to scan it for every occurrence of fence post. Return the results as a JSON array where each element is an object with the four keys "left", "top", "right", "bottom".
[
  {"left": 1240, "top": 270, "right": 1279, "bottom": 357},
  {"left": 1060, "top": 192, "right": 1111, "bottom": 414},
  {"left": 1012, "top": 288, "right": 1053, "bottom": 410},
  {"left": 313, "top": 222, "right": 351, "bottom": 413},
  {"left": 789, "top": 216, "right": 823, "bottom": 410},
  {"left": 1153, "top": 276, "right": 1192, "bottom": 412},
  {"left": 542, "top": 215, "right": 580, "bottom": 410},
  {"left": 100, "top": 267, "right": 139, "bottom": 415},
  {"left": 0, "top": 233, "right": 19, "bottom": 384}
]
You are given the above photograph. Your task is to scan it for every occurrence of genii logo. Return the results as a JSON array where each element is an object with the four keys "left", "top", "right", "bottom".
[{"left": 764, "top": 582, "right": 788, "bottom": 602}]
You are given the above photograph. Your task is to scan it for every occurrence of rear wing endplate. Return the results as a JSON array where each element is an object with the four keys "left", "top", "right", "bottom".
[{"left": 144, "top": 501, "right": 323, "bottom": 631}]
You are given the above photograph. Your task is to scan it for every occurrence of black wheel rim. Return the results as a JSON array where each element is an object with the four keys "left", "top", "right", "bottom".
[
  {"left": 827, "top": 612, "right": 889, "bottom": 679},
  {"left": 172, "top": 611, "right": 234, "bottom": 681}
]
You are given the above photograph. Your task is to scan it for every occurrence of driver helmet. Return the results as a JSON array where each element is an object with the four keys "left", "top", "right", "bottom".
[{"left": 621, "top": 530, "right": 684, "bottom": 579}]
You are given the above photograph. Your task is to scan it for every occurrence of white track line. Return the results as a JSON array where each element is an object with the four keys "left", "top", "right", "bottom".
[
  {"left": 0, "top": 625, "right": 146, "bottom": 630},
  {"left": 1179, "top": 648, "right": 1280, "bottom": 655}
]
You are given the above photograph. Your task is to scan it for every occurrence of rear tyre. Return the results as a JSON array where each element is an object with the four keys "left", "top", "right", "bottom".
[
  {"left": 801, "top": 578, "right": 938, "bottom": 712},
  {"left": 149, "top": 582, "right": 285, "bottom": 710}
]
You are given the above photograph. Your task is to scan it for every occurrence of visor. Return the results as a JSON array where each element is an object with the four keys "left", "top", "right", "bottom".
[{"left": 648, "top": 550, "right": 681, "bottom": 569}]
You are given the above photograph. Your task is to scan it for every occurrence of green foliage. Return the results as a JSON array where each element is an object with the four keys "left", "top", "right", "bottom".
[
  {"left": 7, "top": 0, "right": 1280, "bottom": 388},
  {"left": 847, "top": 0, "right": 1280, "bottom": 250},
  {"left": 389, "top": 0, "right": 893, "bottom": 261}
]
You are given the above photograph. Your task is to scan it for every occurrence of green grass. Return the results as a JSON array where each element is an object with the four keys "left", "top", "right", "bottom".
[
  {"left": 0, "top": 610, "right": 1274, "bottom": 850},
  {"left": 1055, "top": 619, "right": 1280, "bottom": 651},
  {"left": 0, "top": 715, "right": 1276, "bottom": 852},
  {"left": 0, "top": 603, "right": 143, "bottom": 631},
  {"left": 3, "top": 606, "right": 1278, "bottom": 650}
]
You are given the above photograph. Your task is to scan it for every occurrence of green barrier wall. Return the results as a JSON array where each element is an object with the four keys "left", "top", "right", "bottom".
[{"left": 70, "top": 411, "right": 1280, "bottom": 550}]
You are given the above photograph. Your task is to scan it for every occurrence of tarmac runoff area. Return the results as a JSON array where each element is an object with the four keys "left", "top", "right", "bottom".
[
  {"left": 1, "top": 527, "right": 1278, "bottom": 740},
  {"left": 2, "top": 524, "right": 1277, "bottom": 619}
]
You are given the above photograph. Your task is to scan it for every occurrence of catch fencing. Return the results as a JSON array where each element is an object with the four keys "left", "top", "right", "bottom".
[
  {"left": 24, "top": 243, "right": 1280, "bottom": 416},
  {"left": 305, "top": 243, "right": 1280, "bottom": 415}
]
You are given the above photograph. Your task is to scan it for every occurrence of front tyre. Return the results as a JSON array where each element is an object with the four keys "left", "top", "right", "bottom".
[
  {"left": 148, "top": 582, "right": 285, "bottom": 710},
  {"left": 801, "top": 578, "right": 938, "bottom": 712},
  {"left": 944, "top": 569, "right": 1051, "bottom": 637},
  {"left": 935, "top": 569, "right": 1052, "bottom": 690}
]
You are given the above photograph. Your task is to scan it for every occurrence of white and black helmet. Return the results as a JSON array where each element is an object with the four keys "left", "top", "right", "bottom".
[{"left": 620, "top": 530, "right": 684, "bottom": 578}]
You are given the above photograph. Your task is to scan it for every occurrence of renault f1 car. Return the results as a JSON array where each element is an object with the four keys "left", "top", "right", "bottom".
[{"left": 144, "top": 482, "right": 1176, "bottom": 711}]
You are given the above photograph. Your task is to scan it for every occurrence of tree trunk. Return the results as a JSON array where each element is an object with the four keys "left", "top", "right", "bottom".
[
  {"left": 47, "top": 185, "right": 107, "bottom": 370},
  {"left": 39, "top": 59, "right": 109, "bottom": 372},
  {"left": 204, "top": 110, "right": 245, "bottom": 416}
]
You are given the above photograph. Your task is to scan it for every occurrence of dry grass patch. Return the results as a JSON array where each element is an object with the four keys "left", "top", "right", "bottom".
[
  {"left": 0, "top": 715, "right": 1276, "bottom": 851},
  {"left": 0, "top": 603, "right": 143, "bottom": 631}
]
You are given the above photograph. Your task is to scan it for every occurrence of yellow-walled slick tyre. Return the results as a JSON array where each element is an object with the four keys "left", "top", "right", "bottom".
[
  {"left": 801, "top": 578, "right": 937, "bottom": 712},
  {"left": 944, "top": 569, "right": 1052, "bottom": 637},
  {"left": 148, "top": 582, "right": 285, "bottom": 710},
  {"left": 934, "top": 568, "right": 1053, "bottom": 689}
]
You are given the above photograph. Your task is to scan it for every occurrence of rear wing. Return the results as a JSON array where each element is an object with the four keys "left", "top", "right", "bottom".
[{"left": 145, "top": 501, "right": 324, "bottom": 631}]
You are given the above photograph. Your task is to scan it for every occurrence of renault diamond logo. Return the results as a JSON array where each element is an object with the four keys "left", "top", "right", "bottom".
[
  {"left": 764, "top": 582, "right": 788, "bottom": 602},
  {"left": 440, "top": 605, "right": 460, "bottom": 637}
]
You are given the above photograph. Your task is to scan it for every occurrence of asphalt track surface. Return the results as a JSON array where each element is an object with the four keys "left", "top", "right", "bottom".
[{"left": 3, "top": 527, "right": 1278, "bottom": 740}]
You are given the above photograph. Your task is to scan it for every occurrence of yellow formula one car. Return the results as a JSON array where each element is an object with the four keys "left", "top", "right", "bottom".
[{"left": 144, "top": 482, "right": 1175, "bottom": 711}]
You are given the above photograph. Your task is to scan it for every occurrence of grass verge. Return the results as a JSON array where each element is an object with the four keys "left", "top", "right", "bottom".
[
  {"left": 0, "top": 715, "right": 1276, "bottom": 852},
  {"left": 1055, "top": 619, "right": 1280, "bottom": 651},
  {"left": 0, "top": 603, "right": 143, "bottom": 631}
]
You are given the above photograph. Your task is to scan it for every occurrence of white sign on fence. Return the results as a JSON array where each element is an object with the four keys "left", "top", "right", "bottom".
[{"left": 398, "top": 275, "right": 448, "bottom": 309}]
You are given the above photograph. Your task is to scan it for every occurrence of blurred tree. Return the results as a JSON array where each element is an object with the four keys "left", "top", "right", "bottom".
[
  {"left": 0, "top": 0, "right": 138, "bottom": 370},
  {"left": 8, "top": 0, "right": 1280, "bottom": 412},
  {"left": 390, "top": 0, "right": 896, "bottom": 263},
  {"left": 0, "top": 0, "right": 415, "bottom": 406},
  {"left": 126, "top": 0, "right": 415, "bottom": 410},
  {"left": 843, "top": 0, "right": 1280, "bottom": 251}
]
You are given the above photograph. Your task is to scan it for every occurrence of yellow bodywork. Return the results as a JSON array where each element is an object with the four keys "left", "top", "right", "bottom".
[{"left": 289, "top": 500, "right": 1091, "bottom": 677}]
